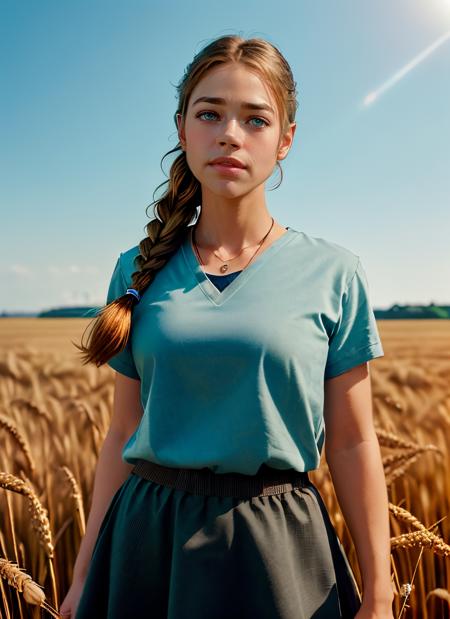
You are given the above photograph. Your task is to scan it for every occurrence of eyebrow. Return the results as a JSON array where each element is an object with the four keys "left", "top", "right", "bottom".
[{"left": 192, "top": 96, "right": 275, "bottom": 114}]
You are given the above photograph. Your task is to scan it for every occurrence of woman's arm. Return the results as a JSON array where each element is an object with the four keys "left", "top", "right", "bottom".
[
  {"left": 324, "top": 362, "right": 394, "bottom": 613},
  {"left": 72, "top": 372, "right": 144, "bottom": 581}
]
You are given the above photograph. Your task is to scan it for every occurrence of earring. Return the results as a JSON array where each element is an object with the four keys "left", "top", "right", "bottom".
[{"left": 269, "top": 161, "right": 283, "bottom": 191}]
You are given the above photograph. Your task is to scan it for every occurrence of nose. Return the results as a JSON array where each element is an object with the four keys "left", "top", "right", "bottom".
[{"left": 216, "top": 118, "right": 244, "bottom": 148}]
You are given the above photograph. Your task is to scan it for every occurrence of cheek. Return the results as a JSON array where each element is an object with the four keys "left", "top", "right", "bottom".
[
  {"left": 252, "top": 139, "right": 279, "bottom": 167},
  {"left": 185, "top": 122, "right": 210, "bottom": 145},
  {"left": 249, "top": 128, "right": 279, "bottom": 151}
]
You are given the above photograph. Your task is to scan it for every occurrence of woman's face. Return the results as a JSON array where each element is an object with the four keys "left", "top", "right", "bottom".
[{"left": 177, "top": 63, "right": 296, "bottom": 199}]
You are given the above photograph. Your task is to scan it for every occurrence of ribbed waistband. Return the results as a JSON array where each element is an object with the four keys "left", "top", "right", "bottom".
[{"left": 131, "top": 459, "right": 311, "bottom": 498}]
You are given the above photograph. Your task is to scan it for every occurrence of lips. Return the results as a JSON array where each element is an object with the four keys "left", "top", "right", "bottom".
[{"left": 209, "top": 157, "right": 246, "bottom": 169}]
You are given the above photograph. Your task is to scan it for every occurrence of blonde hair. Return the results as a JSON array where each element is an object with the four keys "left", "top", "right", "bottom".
[{"left": 75, "top": 34, "right": 299, "bottom": 368}]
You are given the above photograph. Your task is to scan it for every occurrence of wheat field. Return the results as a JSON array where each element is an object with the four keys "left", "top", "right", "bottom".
[{"left": 0, "top": 318, "right": 449, "bottom": 618}]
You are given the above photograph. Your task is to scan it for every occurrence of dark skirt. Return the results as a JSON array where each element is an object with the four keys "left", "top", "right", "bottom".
[{"left": 75, "top": 460, "right": 362, "bottom": 619}]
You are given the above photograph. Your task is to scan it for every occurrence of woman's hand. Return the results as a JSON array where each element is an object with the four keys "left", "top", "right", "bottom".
[{"left": 58, "top": 575, "right": 86, "bottom": 619}]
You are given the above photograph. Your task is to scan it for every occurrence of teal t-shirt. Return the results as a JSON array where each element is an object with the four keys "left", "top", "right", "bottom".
[{"left": 105, "top": 226, "right": 384, "bottom": 474}]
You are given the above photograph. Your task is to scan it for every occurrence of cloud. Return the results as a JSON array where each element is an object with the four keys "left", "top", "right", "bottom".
[
  {"left": 47, "top": 265, "right": 99, "bottom": 276},
  {"left": 9, "top": 264, "right": 32, "bottom": 277},
  {"left": 2, "top": 264, "right": 100, "bottom": 278},
  {"left": 61, "top": 289, "right": 103, "bottom": 305}
]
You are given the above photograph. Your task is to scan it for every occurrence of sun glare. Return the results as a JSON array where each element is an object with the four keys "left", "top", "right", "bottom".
[
  {"left": 436, "top": 0, "right": 450, "bottom": 14},
  {"left": 362, "top": 27, "right": 450, "bottom": 107}
]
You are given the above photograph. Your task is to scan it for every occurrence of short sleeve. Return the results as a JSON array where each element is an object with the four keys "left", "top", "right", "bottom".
[
  {"left": 324, "top": 257, "right": 384, "bottom": 379},
  {"left": 105, "top": 256, "right": 140, "bottom": 380}
]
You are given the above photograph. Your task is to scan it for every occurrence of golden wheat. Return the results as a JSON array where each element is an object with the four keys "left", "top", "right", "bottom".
[
  {"left": 0, "top": 556, "right": 60, "bottom": 617},
  {"left": 0, "top": 472, "right": 54, "bottom": 559},
  {"left": 10, "top": 397, "right": 53, "bottom": 423},
  {"left": 60, "top": 465, "right": 86, "bottom": 536},
  {"left": 0, "top": 413, "right": 36, "bottom": 473},
  {"left": 389, "top": 503, "right": 428, "bottom": 531},
  {"left": 0, "top": 317, "right": 449, "bottom": 619},
  {"left": 426, "top": 588, "right": 450, "bottom": 605},
  {"left": 383, "top": 443, "right": 444, "bottom": 486},
  {"left": 390, "top": 530, "right": 450, "bottom": 556},
  {"left": 376, "top": 427, "right": 419, "bottom": 450}
]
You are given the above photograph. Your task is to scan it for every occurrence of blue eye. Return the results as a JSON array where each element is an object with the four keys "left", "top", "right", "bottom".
[
  {"left": 196, "top": 111, "right": 269, "bottom": 128},
  {"left": 198, "top": 111, "right": 218, "bottom": 121},
  {"left": 249, "top": 117, "right": 268, "bottom": 128}
]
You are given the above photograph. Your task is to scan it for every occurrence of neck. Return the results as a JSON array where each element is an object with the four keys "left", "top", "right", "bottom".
[{"left": 193, "top": 185, "right": 283, "bottom": 251}]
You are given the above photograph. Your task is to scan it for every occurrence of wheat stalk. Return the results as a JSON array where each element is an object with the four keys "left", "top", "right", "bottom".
[
  {"left": 0, "top": 557, "right": 59, "bottom": 617},
  {"left": 10, "top": 398, "right": 52, "bottom": 423},
  {"left": 383, "top": 445, "right": 443, "bottom": 470},
  {"left": 390, "top": 530, "right": 450, "bottom": 557},
  {"left": 0, "top": 414, "right": 36, "bottom": 473},
  {"left": 0, "top": 473, "right": 54, "bottom": 558},
  {"left": 380, "top": 395, "right": 404, "bottom": 412},
  {"left": 375, "top": 427, "right": 418, "bottom": 450},
  {"left": 384, "top": 448, "right": 442, "bottom": 486},
  {"left": 389, "top": 502, "right": 427, "bottom": 531},
  {"left": 66, "top": 399, "right": 102, "bottom": 433},
  {"left": 60, "top": 466, "right": 86, "bottom": 536},
  {"left": 426, "top": 588, "right": 450, "bottom": 605}
]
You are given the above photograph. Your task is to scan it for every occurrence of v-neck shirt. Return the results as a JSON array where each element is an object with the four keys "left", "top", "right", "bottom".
[{"left": 105, "top": 225, "right": 384, "bottom": 474}]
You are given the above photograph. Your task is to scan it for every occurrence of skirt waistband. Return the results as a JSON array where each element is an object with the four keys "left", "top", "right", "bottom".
[{"left": 131, "top": 459, "right": 311, "bottom": 498}]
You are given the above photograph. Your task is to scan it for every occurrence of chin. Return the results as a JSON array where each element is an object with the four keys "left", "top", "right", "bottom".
[{"left": 205, "top": 184, "right": 252, "bottom": 199}]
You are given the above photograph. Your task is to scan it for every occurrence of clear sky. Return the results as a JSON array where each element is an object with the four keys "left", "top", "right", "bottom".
[{"left": 1, "top": 0, "right": 449, "bottom": 313}]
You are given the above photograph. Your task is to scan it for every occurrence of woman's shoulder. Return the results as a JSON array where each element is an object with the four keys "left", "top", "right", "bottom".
[
  {"left": 291, "top": 228, "right": 360, "bottom": 281},
  {"left": 115, "top": 244, "right": 141, "bottom": 282}
]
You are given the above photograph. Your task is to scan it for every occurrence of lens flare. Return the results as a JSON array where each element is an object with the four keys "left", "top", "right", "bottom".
[{"left": 363, "top": 29, "right": 450, "bottom": 107}]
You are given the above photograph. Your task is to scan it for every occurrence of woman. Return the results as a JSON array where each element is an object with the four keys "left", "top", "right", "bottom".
[{"left": 61, "top": 34, "right": 394, "bottom": 618}]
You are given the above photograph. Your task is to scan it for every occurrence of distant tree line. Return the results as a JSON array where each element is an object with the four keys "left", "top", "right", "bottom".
[{"left": 2, "top": 303, "right": 450, "bottom": 319}]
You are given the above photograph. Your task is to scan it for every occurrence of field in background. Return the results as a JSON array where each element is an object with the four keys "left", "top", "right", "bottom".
[{"left": 0, "top": 318, "right": 449, "bottom": 618}]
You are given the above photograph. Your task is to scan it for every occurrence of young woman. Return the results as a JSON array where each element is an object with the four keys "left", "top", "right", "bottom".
[{"left": 60, "top": 35, "right": 394, "bottom": 619}]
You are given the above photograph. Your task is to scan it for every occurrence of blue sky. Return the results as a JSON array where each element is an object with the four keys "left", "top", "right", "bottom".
[{"left": 1, "top": 0, "right": 449, "bottom": 312}]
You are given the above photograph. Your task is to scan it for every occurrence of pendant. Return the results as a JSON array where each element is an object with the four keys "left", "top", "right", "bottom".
[{"left": 220, "top": 264, "right": 229, "bottom": 273}]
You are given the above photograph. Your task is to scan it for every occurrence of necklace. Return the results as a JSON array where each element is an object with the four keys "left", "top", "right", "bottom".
[{"left": 192, "top": 217, "right": 275, "bottom": 274}]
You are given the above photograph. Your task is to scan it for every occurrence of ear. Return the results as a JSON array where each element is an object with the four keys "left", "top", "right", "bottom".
[
  {"left": 176, "top": 113, "right": 186, "bottom": 150},
  {"left": 277, "top": 122, "right": 297, "bottom": 161}
]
